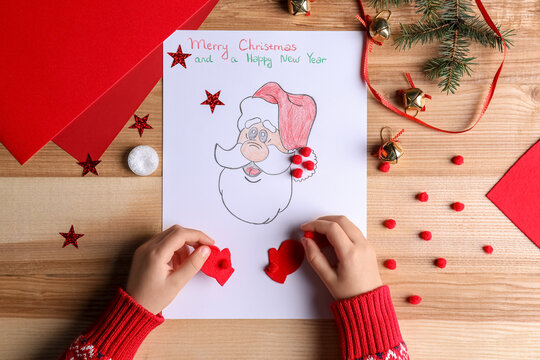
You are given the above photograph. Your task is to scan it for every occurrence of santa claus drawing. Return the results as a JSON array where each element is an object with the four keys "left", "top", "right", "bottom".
[{"left": 214, "top": 82, "right": 317, "bottom": 224}]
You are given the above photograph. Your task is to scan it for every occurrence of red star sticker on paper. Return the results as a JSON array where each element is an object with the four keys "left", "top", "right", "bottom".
[
  {"left": 168, "top": 45, "right": 192, "bottom": 68},
  {"left": 201, "top": 90, "right": 225, "bottom": 113},
  {"left": 129, "top": 114, "right": 153, "bottom": 137},
  {"left": 60, "top": 225, "right": 84, "bottom": 248},
  {"left": 77, "top": 154, "right": 101, "bottom": 176}
]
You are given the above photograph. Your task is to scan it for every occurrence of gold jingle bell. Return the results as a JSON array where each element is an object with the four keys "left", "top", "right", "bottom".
[
  {"left": 369, "top": 10, "right": 392, "bottom": 43},
  {"left": 288, "top": 0, "right": 311, "bottom": 15},
  {"left": 378, "top": 127, "right": 404, "bottom": 164},
  {"left": 401, "top": 88, "right": 427, "bottom": 117}
]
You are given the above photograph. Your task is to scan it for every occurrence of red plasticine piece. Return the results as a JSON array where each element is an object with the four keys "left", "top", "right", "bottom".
[
  {"left": 417, "top": 192, "right": 429, "bottom": 202},
  {"left": 300, "top": 147, "right": 312, "bottom": 157},
  {"left": 292, "top": 168, "right": 303, "bottom": 178},
  {"left": 291, "top": 154, "right": 302, "bottom": 165},
  {"left": 265, "top": 239, "right": 305, "bottom": 284},
  {"left": 435, "top": 258, "right": 447, "bottom": 268},
  {"left": 408, "top": 295, "right": 422, "bottom": 305},
  {"left": 384, "top": 219, "right": 396, "bottom": 229},
  {"left": 379, "top": 162, "right": 390, "bottom": 173},
  {"left": 302, "top": 160, "right": 315, "bottom": 171},
  {"left": 483, "top": 245, "right": 494, "bottom": 254},
  {"left": 452, "top": 155, "right": 464, "bottom": 165},
  {"left": 384, "top": 259, "right": 397, "bottom": 270},
  {"left": 201, "top": 245, "right": 235, "bottom": 286},
  {"left": 303, "top": 231, "right": 315, "bottom": 239},
  {"left": 420, "top": 231, "right": 432, "bottom": 241},
  {"left": 452, "top": 202, "right": 465, "bottom": 212}
]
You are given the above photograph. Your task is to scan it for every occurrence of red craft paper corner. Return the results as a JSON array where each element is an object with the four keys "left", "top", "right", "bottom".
[{"left": 487, "top": 140, "right": 540, "bottom": 248}]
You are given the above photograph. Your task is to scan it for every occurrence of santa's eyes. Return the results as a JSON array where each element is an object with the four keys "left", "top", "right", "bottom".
[
  {"left": 259, "top": 129, "right": 268, "bottom": 142},
  {"left": 248, "top": 127, "right": 258, "bottom": 140}
]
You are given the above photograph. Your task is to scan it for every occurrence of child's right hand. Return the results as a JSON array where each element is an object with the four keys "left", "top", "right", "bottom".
[{"left": 300, "top": 215, "right": 383, "bottom": 300}]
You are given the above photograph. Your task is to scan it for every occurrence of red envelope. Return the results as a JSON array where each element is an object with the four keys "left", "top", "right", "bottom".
[{"left": 0, "top": 0, "right": 218, "bottom": 164}]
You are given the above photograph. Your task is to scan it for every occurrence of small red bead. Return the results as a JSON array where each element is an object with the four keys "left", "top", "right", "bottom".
[
  {"left": 302, "top": 160, "right": 315, "bottom": 171},
  {"left": 379, "top": 162, "right": 390, "bottom": 173},
  {"left": 384, "top": 259, "right": 397, "bottom": 270},
  {"left": 452, "top": 155, "right": 464, "bottom": 165},
  {"left": 384, "top": 219, "right": 396, "bottom": 229},
  {"left": 292, "top": 155, "right": 302, "bottom": 165},
  {"left": 417, "top": 192, "right": 429, "bottom": 202},
  {"left": 292, "top": 168, "right": 303, "bottom": 178},
  {"left": 420, "top": 231, "right": 432, "bottom": 241},
  {"left": 408, "top": 295, "right": 422, "bottom": 305},
  {"left": 483, "top": 245, "right": 494, "bottom": 254},
  {"left": 452, "top": 202, "right": 465, "bottom": 212},
  {"left": 300, "top": 147, "right": 312, "bottom": 157},
  {"left": 304, "top": 231, "right": 315, "bottom": 239},
  {"left": 435, "top": 258, "right": 447, "bottom": 269}
]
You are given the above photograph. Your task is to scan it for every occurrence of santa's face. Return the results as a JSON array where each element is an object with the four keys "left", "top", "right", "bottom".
[{"left": 215, "top": 121, "right": 293, "bottom": 224}]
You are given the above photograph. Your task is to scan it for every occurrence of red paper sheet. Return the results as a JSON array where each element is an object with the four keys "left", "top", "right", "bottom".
[
  {"left": 0, "top": 0, "right": 218, "bottom": 164},
  {"left": 487, "top": 140, "right": 540, "bottom": 248}
]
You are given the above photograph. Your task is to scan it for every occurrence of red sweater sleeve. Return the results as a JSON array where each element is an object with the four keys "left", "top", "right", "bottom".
[
  {"left": 331, "top": 285, "right": 409, "bottom": 360},
  {"left": 59, "top": 288, "right": 164, "bottom": 360}
]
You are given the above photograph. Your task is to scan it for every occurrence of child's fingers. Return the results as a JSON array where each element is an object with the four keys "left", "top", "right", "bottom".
[
  {"left": 300, "top": 220, "right": 352, "bottom": 259},
  {"left": 316, "top": 215, "right": 366, "bottom": 244},
  {"left": 169, "top": 245, "right": 211, "bottom": 289},
  {"left": 302, "top": 237, "right": 336, "bottom": 286},
  {"left": 157, "top": 226, "right": 214, "bottom": 259}
]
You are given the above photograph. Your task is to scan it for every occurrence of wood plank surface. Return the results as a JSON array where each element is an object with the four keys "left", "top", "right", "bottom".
[{"left": 1, "top": 0, "right": 539, "bottom": 359}]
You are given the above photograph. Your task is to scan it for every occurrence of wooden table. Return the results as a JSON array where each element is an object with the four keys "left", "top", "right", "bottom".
[{"left": 1, "top": 0, "right": 539, "bottom": 359}]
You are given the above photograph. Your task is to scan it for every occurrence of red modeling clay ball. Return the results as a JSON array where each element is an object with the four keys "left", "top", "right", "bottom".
[
  {"left": 292, "top": 168, "right": 303, "bottom": 178},
  {"left": 302, "top": 160, "right": 315, "bottom": 171},
  {"left": 452, "top": 202, "right": 465, "bottom": 212},
  {"left": 379, "top": 162, "right": 390, "bottom": 173},
  {"left": 300, "top": 147, "right": 312, "bottom": 157},
  {"left": 384, "top": 259, "right": 397, "bottom": 270},
  {"left": 483, "top": 245, "right": 494, "bottom": 254},
  {"left": 384, "top": 219, "right": 396, "bottom": 229},
  {"left": 452, "top": 155, "right": 464, "bottom": 165},
  {"left": 417, "top": 192, "right": 429, "bottom": 202},
  {"left": 292, "top": 154, "right": 302, "bottom": 165},
  {"left": 408, "top": 295, "right": 422, "bottom": 305},
  {"left": 420, "top": 231, "right": 432, "bottom": 241},
  {"left": 304, "top": 231, "right": 315, "bottom": 239},
  {"left": 435, "top": 258, "right": 447, "bottom": 268}
]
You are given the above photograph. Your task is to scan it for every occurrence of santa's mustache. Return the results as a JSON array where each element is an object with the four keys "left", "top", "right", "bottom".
[{"left": 215, "top": 143, "right": 291, "bottom": 175}]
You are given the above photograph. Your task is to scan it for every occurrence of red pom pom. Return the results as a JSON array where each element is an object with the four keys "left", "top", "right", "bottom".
[
  {"left": 408, "top": 295, "right": 422, "bottom": 305},
  {"left": 417, "top": 192, "right": 429, "bottom": 202},
  {"left": 420, "top": 231, "right": 432, "bottom": 241},
  {"left": 452, "top": 202, "right": 465, "bottom": 212},
  {"left": 384, "top": 219, "right": 396, "bottom": 229},
  {"left": 300, "top": 147, "right": 312, "bottom": 157},
  {"left": 483, "top": 245, "right": 494, "bottom": 254},
  {"left": 384, "top": 259, "right": 397, "bottom": 270},
  {"left": 302, "top": 160, "right": 315, "bottom": 171},
  {"left": 452, "top": 155, "right": 464, "bottom": 165},
  {"left": 291, "top": 155, "right": 302, "bottom": 165},
  {"left": 303, "top": 231, "right": 315, "bottom": 239},
  {"left": 292, "top": 168, "right": 303, "bottom": 178},
  {"left": 379, "top": 162, "right": 390, "bottom": 173},
  {"left": 435, "top": 258, "right": 447, "bottom": 268}
]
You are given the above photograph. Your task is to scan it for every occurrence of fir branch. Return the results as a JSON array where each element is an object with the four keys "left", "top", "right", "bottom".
[
  {"left": 367, "top": 0, "right": 412, "bottom": 11},
  {"left": 414, "top": 0, "right": 441, "bottom": 20},
  {"left": 394, "top": 19, "right": 451, "bottom": 50},
  {"left": 460, "top": 16, "right": 514, "bottom": 51}
]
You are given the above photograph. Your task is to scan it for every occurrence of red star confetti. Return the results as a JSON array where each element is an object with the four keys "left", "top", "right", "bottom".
[
  {"left": 129, "top": 114, "right": 153, "bottom": 137},
  {"left": 167, "top": 45, "right": 191, "bottom": 68},
  {"left": 60, "top": 225, "right": 84, "bottom": 248},
  {"left": 201, "top": 90, "right": 225, "bottom": 113},
  {"left": 77, "top": 154, "right": 101, "bottom": 176}
]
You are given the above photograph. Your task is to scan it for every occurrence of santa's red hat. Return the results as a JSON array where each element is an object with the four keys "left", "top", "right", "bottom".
[{"left": 238, "top": 82, "right": 316, "bottom": 151}]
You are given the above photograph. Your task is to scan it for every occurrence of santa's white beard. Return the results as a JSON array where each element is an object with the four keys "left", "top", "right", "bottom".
[{"left": 218, "top": 168, "right": 292, "bottom": 224}]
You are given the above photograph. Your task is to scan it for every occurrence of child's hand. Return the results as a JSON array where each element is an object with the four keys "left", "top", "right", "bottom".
[
  {"left": 301, "top": 216, "right": 382, "bottom": 300},
  {"left": 125, "top": 225, "right": 214, "bottom": 314}
]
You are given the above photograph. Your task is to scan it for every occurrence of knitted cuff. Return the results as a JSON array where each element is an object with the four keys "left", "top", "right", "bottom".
[
  {"left": 331, "top": 285, "right": 404, "bottom": 360},
  {"left": 83, "top": 288, "right": 164, "bottom": 360}
]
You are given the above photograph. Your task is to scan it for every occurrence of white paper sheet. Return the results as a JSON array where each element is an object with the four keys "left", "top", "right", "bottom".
[{"left": 163, "top": 30, "right": 366, "bottom": 319}]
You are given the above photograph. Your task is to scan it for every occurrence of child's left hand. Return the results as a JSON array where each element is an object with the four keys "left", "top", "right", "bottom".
[{"left": 125, "top": 225, "right": 214, "bottom": 314}]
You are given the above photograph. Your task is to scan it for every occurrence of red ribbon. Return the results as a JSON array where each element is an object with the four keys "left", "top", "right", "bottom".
[{"left": 357, "top": 0, "right": 507, "bottom": 134}]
